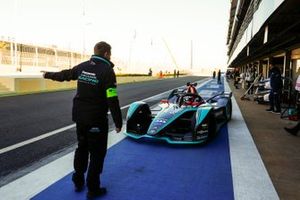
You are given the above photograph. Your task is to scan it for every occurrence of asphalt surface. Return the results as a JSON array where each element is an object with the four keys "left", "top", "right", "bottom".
[{"left": 0, "top": 76, "right": 205, "bottom": 186}]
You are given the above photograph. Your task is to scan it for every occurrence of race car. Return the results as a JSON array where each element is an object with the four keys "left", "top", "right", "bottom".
[{"left": 124, "top": 88, "right": 232, "bottom": 144}]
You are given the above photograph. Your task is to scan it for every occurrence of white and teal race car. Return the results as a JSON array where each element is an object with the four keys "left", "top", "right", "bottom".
[{"left": 124, "top": 89, "right": 232, "bottom": 144}]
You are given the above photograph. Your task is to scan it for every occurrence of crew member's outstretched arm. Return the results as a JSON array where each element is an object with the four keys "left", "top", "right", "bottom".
[{"left": 43, "top": 66, "right": 79, "bottom": 81}]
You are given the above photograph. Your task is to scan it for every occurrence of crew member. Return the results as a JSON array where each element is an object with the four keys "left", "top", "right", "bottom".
[
  {"left": 217, "top": 69, "right": 221, "bottom": 84},
  {"left": 213, "top": 71, "right": 216, "bottom": 79},
  {"left": 42, "top": 41, "right": 122, "bottom": 199},
  {"left": 266, "top": 62, "right": 282, "bottom": 114}
]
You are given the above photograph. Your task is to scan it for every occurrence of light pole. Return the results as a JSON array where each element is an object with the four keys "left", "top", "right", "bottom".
[
  {"left": 19, "top": 43, "right": 22, "bottom": 72},
  {"left": 68, "top": 42, "right": 72, "bottom": 69},
  {"left": 13, "top": 0, "right": 19, "bottom": 71},
  {"left": 81, "top": 0, "right": 86, "bottom": 61},
  {"left": 190, "top": 40, "right": 193, "bottom": 70},
  {"left": 128, "top": 30, "right": 136, "bottom": 73},
  {"left": 81, "top": 0, "right": 92, "bottom": 61}
]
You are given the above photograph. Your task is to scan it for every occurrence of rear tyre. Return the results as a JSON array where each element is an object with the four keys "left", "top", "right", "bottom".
[{"left": 226, "top": 99, "right": 232, "bottom": 121}]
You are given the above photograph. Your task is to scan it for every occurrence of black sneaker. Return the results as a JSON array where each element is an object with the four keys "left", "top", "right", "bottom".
[
  {"left": 266, "top": 108, "right": 273, "bottom": 112},
  {"left": 284, "top": 127, "right": 298, "bottom": 136},
  {"left": 74, "top": 185, "right": 84, "bottom": 192},
  {"left": 72, "top": 173, "right": 85, "bottom": 192},
  {"left": 87, "top": 187, "right": 107, "bottom": 199},
  {"left": 272, "top": 110, "right": 281, "bottom": 114}
]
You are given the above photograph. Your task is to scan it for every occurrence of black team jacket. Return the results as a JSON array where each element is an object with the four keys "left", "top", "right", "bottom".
[
  {"left": 44, "top": 55, "right": 122, "bottom": 128},
  {"left": 269, "top": 66, "right": 283, "bottom": 92}
]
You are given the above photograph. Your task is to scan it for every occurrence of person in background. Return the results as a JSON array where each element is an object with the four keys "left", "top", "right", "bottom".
[
  {"left": 225, "top": 70, "right": 232, "bottom": 80},
  {"left": 284, "top": 74, "right": 300, "bottom": 136},
  {"left": 213, "top": 71, "right": 216, "bottom": 79},
  {"left": 177, "top": 70, "right": 180, "bottom": 78},
  {"left": 148, "top": 68, "right": 152, "bottom": 76},
  {"left": 266, "top": 63, "right": 283, "bottom": 114},
  {"left": 217, "top": 69, "right": 221, "bottom": 84},
  {"left": 42, "top": 41, "right": 122, "bottom": 199},
  {"left": 159, "top": 70, "right": 163, "bottom": 78},
  {"left": 245, "top": 67, "right": 255, "bottom": 94},
  {"left": 239, "top": 71, "right": 245, "bottom": 89},
  {"left": 233, "top": 69, "right": 240, "bottom": 89}
]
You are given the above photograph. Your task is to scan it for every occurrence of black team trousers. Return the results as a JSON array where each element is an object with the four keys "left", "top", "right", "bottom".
[
  {"left": 269, "top": 90, "right": 281, "bottom": 112},
  {"left": 73, "top": 122, "right": 108, "bottom": 191}
]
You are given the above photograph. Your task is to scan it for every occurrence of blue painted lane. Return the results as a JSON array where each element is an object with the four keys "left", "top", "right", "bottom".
[
  {"left": 32, "top": 125, "right": 233, "bottom": 200},
  {"left": 32, "top": 77, "right": 234, "bottom": 200}
]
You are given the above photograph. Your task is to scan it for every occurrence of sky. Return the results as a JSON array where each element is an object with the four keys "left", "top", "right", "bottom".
[{"left": 0, "top": 0, "right": 230, "bottom": 73}]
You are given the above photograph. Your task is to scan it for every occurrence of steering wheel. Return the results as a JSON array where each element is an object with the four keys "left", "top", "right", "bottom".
[{"left": 178, "top": 93, "right": 204, "bottom": 107}]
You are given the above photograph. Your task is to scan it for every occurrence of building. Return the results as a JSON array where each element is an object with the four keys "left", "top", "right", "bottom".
[{"left": 227, "top": 0, "right": 300, "bottom": 92}]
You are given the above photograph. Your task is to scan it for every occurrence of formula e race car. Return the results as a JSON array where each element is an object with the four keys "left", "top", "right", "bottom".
[{"left": 124, "top": 88, "right": 232, "bottom": 144}]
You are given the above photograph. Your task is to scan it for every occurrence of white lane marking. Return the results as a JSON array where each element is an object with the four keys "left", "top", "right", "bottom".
[
  {"left": 0, "top": 124, "right": 75, "bottom": 155},
  {"left": 0, "top": 125, "right": 127, "bottom": 200},
  {"left": 225, "top": 80, "right": 279, "bottom": 200},
  {"left": 0, "top": 78, "right": 210, "bottom": 155}
]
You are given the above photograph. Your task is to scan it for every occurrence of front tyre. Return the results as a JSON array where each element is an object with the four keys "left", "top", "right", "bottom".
[{"left": 208, "top": 115, "right": 217, "bottom": 140}]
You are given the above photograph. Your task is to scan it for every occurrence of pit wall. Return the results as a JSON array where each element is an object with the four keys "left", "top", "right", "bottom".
[{"left": 0, "top": 75, "right": 160, "bottom": 95}]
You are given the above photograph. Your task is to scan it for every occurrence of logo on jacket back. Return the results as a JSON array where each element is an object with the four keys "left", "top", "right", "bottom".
[{"left": 78, "top": 70, "right": 99, "bottom": 85}]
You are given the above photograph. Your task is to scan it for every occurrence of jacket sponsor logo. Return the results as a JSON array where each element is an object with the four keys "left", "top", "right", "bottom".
[{"left": 78, "top": 70, "right": 99, "bottom": 85}]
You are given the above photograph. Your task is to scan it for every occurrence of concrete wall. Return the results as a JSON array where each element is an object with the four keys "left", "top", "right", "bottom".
[
  {"left": 0, "top": 77, "right": 15, "bottom": 91},
  {"left": 117, "top": 76, "right": 157, "bottom": 84},
  {"left": 14, "top": 79, "right": 77, "bottom": 93},
  {"left": 0, "top": 76, "right": 159, "bottom": 95}
]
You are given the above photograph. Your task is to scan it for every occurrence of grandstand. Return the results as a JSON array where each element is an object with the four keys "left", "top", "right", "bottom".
[{"left": 0, "top": 39, "right": 89, "bottom": 73}]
